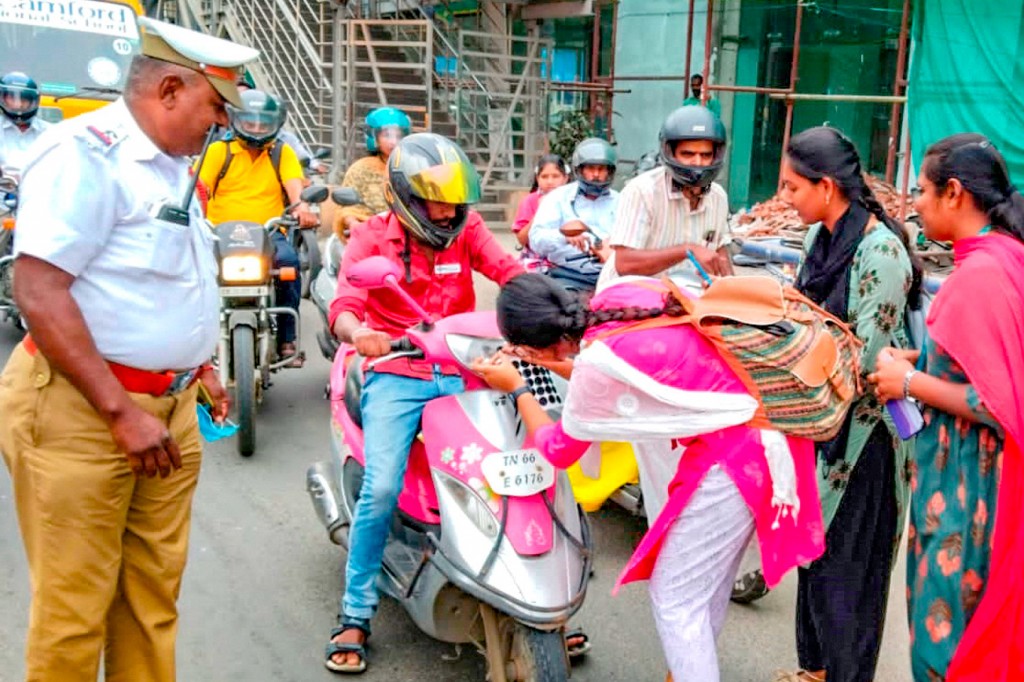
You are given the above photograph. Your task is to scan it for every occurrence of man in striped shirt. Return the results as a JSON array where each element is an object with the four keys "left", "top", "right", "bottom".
[{"left": 598, "top": 106, "right": 734, "bottom": 290}]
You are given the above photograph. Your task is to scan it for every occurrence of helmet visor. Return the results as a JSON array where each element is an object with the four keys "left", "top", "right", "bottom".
[
  {"left": 228, "top": 107, "right": 284, "bottom": 140},
  {"left": 376, "top": 125, "right": 406, "bottom": 143},
  {"left": 2, "top": 90, "right": 38, "bottom": 114},
  {"left": 406, "top": 158, "right": 481, "bottom": 205}
]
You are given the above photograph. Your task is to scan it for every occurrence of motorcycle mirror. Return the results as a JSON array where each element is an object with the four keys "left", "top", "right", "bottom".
[
  {"left": 332, "top": 187, "right": 361, "bottom": 206},
  {"left": 346, "top": 255, "right": 404, "bottom": 290},
  {"left": 301, "top": 185, "right": 330, "bottom": 204}
]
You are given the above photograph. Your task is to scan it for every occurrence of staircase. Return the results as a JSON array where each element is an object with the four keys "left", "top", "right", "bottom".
[{"left": 158, "top": 0, "right": 552, "bottom": 230}]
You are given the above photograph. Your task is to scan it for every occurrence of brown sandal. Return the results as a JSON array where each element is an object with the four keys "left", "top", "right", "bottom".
[{"left": 773, "top": 671, "right": 826, "bottom": 682}]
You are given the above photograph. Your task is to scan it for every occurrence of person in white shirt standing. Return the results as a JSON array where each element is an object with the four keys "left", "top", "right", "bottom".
[
  {"left": 0, "top": 18, "right": 257, "bottom": 682},
  {"left": 599, "top": 105, "right": 734, "bottom": 290},
  {"left": 0, "top": 72, "right": 51, "bottom": 179}
]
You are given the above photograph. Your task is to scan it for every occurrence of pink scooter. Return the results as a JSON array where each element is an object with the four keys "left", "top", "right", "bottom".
[{"left": 306, "top": 256, "right": 591, "bottom": 682}]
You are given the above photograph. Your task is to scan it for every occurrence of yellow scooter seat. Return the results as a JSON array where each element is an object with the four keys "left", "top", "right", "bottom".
[{"left": 567, "top": 441, "right": 639, "bottom": 513}]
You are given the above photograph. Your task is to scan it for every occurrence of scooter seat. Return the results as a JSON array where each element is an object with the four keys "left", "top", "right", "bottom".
[{"left": 344, "top": 354, "right": 365, "bottom": 428}]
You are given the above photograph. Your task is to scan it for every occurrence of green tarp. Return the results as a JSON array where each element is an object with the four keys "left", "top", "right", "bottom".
[{"left": 909, "top": 0, "right": 1024, "bottom": 182}]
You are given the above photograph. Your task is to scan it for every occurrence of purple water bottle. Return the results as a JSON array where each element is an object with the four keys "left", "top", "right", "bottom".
[
  {"left": 879, "top": 350, "right": 924, "bottom": 440},
  {"left": 887, "top": 395, "right": 924, "bottom": 440}
]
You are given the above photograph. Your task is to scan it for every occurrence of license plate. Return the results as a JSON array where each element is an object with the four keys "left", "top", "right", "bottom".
[
  {"left": 219, "top": 286, "right": 269, "bottom": 298},
  {"left": 480, "top": 449, "right": 555, "bottom": 498}
]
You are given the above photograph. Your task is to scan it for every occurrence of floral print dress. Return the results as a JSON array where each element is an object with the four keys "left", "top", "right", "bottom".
[
  {"left": 802, "top": 222, "right": 914, "bottom": 533},
  {"left": 907, "top": 336, "right": 1003, "bottom": 681}
]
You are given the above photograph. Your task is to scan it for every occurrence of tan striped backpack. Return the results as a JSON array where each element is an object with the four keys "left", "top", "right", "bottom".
[{"left": 597, "top": 276, "right": 864, "bottom": 441}]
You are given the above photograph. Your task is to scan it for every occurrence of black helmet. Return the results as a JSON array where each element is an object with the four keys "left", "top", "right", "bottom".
[
  {"left": 227, "top": 89, "right": 286, "bottom": 149},
  {"left": 571, "top": 137, "right": 617, "bottom": 198},
  {"left": 0, "top": 72, "right": 40, "bottom": 125},
  {"left": 385, "top": 133, "right": 481, "bottom": 251},
  {"left": 658, "top": 105, "right": 727, "bottom": 190}
]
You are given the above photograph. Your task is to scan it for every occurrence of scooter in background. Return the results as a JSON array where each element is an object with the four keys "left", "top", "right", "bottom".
[{"left": 311, "top": 187, "right": 361, "bottom": 361}]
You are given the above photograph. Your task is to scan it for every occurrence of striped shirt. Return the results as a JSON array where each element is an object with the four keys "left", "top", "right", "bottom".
[{"left": 598, "top": 166, "right": 730, "bottom": 289}]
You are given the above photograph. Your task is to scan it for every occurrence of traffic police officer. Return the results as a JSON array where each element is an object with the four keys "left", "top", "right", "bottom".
[{"left": 0, "top": 18, "right": 257, "bottom": 682}]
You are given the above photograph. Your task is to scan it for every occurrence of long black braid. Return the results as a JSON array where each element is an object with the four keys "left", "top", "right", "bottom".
[{"left": 497, "top": 274, "right": 684, "bottom": 348}]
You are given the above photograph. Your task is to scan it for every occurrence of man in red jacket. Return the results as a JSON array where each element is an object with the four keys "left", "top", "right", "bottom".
[{"left": 325, "top": 133, "right": 524, "bottom": 673}]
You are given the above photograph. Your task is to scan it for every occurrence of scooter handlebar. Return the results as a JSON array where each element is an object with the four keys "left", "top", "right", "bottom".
[{"left": 390, "top": 337, "right": 414, "bottom": 352}]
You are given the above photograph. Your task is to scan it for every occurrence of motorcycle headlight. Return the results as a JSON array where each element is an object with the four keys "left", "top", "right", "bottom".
[
  {"left": 220, "top": 255, "right": 265, "bottom": 283},
  {"left": 437, "top": 472, "right": 499, "bottom": 538},
  {"left": 446, "top": 334, "right": 505, "bottom": 369}
]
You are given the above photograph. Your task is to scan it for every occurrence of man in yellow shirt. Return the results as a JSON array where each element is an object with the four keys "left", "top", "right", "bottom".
[{"left": 197, "top": 89, "right": 317, "bottom": 365}]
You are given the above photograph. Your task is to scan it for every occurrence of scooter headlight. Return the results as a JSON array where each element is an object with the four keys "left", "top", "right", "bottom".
[
  {"left": 446, "top": 334, "right": 505, "bottom": 369},
  {"left": 221, "top": 255, "right": 265, "bottom": 283},
  {"left": 437, "top": 472, "right": 499, "bottom": 538}
]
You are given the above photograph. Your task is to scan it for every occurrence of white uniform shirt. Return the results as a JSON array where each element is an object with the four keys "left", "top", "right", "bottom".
[
  {"left": 15, "top": 99, "right": 219, "bottom": 371},
  {"left": 598, "top": 166, "right": 731, "bottom": 289},
  {"left": 0, "top": 116, "right": 51, "bottom": 178},
  {"left": 528, "top": 181, "right": 619, "bottom": 266}
]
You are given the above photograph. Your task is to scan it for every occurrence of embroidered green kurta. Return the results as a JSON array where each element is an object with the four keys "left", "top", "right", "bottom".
[{"left": 801, "top": 222, "right": 914, "bottom": 532}]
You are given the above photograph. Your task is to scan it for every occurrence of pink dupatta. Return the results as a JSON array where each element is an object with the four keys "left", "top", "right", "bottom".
[{"left": 929, "top": 233, "right": 1024, "bottom": 681}]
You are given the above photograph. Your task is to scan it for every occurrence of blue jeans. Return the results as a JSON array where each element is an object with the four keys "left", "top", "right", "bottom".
[
  {"left": 341, "top": 369, "right": 464, "bottom": 623},
  {"left": 270, "top": 230, "right": 301, "bottom": 344}
]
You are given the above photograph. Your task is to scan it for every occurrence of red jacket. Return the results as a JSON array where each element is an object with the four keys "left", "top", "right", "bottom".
[{"left": 330, "top": 210, "right": 523, "bottom": 379}]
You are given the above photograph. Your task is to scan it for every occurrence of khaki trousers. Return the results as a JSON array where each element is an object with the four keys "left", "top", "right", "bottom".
[{"left": 0, "top": 344, "right": 202, "bottom": 682}]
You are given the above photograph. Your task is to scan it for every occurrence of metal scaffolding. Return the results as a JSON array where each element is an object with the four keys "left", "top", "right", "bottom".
[{"left": 612, "top": 0, "right": 914, "bottom": 205}]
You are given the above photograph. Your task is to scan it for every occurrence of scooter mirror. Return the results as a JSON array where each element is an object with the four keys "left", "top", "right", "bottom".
[
  {"left": 332, "top": 187, "right": 361, "bottom": 206},
  {"left": 301, "top": 185, "right": 330, "bottom": 204},
  {"left": 346, "top": 255, "right": 404, "bottom": 289},
  {"left": 313, "top": 147, "right": 332, "bottom": 160}
]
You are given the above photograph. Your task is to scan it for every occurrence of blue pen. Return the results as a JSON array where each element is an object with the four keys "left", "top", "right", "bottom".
[{"left": 686, "top": 249, "right": 714, "bottom": 286}]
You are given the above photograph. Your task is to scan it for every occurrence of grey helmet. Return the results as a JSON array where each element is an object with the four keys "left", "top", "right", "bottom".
[
  {"left": 228, "top": 89, "right": 287, "bottom": 149},
  {"left": 658, "top": 105, "right": 727, "bottom": 191},
  {"left": 571, "top": 137, "right": 617, "bottom": 198}
]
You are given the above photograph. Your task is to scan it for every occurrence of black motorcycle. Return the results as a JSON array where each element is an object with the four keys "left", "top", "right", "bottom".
[{"left": 213, "top": 185, "right": 347, "bottom": 456}]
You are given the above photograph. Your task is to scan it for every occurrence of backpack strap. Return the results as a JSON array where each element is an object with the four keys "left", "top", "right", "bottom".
[
  {"left": 211, "top": 141, "right": 234, "bottom": 200},
  {"left": 270, "top": 139, "right": 288, "bottom": 205},
  {"left": 211, "top": 140, "right": 290, "bottom": 204}
]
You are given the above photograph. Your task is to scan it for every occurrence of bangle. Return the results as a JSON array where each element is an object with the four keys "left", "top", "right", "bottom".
[
  {"left": 903, "top": 369, "right": 918, "bottom": 400},
  {"left": 509, "top": 385, "right": 533, "bottom": 403}
]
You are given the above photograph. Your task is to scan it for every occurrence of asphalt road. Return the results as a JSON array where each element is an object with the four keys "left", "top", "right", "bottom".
[{"left": 0, "top": 257, "right": 915, "bottom": 681}]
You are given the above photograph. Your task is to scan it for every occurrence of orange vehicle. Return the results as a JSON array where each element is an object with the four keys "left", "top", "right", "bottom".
[{"left": 0, "top": 0, "right": 144, "bottom": 122}]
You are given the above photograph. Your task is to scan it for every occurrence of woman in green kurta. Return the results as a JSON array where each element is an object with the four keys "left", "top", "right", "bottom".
[{"left": 774, "top": 127, "right": 922, "bottom": 682}]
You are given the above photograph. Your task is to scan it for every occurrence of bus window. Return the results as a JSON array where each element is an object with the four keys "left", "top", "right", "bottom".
[{"left": 0, "top": 0, "right": 141, "bottom": 115}]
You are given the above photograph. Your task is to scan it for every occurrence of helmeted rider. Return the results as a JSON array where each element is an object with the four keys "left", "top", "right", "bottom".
[
  {"left": 0, "top": 72, "right": 52, "bottom": 178},
  {"left": 333, "top": 106, "right": 412, "bottom": 239},
  {"left": 528, "top": 136, "right": 620, "bottom": 277},
  {"left": 324, "top": 132, "right": 524, "bottom": 674},
  {"left": 196, "top": 88, "right": 317, "bottom": 366},
  {"left": 598, "top": 104, "right": 734, "bottom": 289}
]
